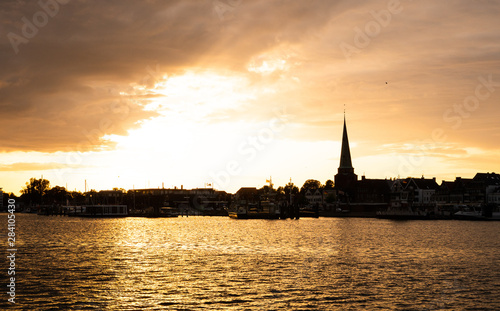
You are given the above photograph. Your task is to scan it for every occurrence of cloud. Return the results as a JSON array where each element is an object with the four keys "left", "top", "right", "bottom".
[
  {"left": 0, "top": 162, "right": 84, "bottom": 171},
  {"left": 0, "top": 0, "right": 499, "bottom": 164},
  {"left": 0, "top": 0, "right": 344, "bottom": 152}
]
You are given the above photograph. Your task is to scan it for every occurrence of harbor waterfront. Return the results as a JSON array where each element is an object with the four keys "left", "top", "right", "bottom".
[
  {"left": 2, "top": 1, "right": 500, "bottom": 310},
  {"left": 9, "top": 112, "right": 499, "bottom": 220},
  {"left": 1, "top": 214, "right": 499, "bottom": 310}
]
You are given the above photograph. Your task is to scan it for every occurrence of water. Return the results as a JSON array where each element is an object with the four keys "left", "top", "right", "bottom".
[{"left": 1, "top": 214, "right": 499, "bottom": 310}]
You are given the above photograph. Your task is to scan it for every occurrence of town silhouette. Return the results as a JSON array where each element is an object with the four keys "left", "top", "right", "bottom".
[{"left": 3, "top": 115, "right": 499, "bottom": 220}]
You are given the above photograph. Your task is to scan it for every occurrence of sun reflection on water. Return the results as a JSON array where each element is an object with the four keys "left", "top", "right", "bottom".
[{"left": 3, "top": 215, "right": 500, "bottom": 310}]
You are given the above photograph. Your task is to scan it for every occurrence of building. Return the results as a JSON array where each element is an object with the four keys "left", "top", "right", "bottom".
[
  {"left": 334, "top": 115, "right": 357, "bottom": 200},
  {"left": 304, "top": 188, "right": 324, "bottom": 205},
  {"left": 356, "top": 177, "right": 392, "bottom": 204},
  {"left": 405, "top": 177, "right": 439, "bottom": 206},
  {"left": 435, "top": 173, "right": 500, "bottom": 205},
  {"left": 330, "top": 114, "right": 391, "bottom": 216},
  {"left": 487, "top": 186, "right": 500, "bottom": 204},
  {"left": 88, "top": 189, "right": 126, "bottom": 205},
  {"left": 473, "top": 172, "right": 500, "bottom": 204},
  {"left": 328, "top": 112, "right": 500, "bottom": 216},
  {"left": 126, "top": 186, "right": 229, "bottom": 214}
]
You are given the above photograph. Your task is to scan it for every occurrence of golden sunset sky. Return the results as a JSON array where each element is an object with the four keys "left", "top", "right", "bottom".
[{"left": 1, "top": 0, "right": 500, "bottom": 194}]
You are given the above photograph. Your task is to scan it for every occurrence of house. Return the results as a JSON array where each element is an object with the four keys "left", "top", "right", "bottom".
[
  {"left": 233, "top": 187, "right": 259, "bottom": 204},
  {"left": 405, "top": 177, "right": 439, "bottom": 206},
  {"left": 435, "top": 173, "right": 500, "bottom": 205},
  {"left": 486, "top": 185, "right": 500, "bottom": 205},
  {"left": 304, "top": 188, "right": 324, "bottom": 205},
  {"left": 473, "top": 172, "right": 500, "bottom": 203},
  {"left": 388, "top": 177, "right": 438, "bottom": 209},
  {"left": 436, "top": 177, "right": 474, "bottom": 204}
]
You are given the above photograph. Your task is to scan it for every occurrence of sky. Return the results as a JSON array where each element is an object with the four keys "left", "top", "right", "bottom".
[{"left": 1, "top": 0, "right": 500, "bottom": 195}]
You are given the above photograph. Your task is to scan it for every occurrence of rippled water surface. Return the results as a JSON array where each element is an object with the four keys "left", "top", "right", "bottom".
[{"left": 1, "top": 214, "right": 500, "bottom": 310}]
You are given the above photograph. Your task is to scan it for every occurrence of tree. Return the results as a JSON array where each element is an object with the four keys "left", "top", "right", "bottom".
[
  {"left": 324, "top": 179, "right": 334, "bottom": 190},
  {"left": 21, "top": 178, "right": 50, "bottom": 205},
  {"left": 280, "top": 182, "right": 299, "bottom": 205},
  {"left": 44, "top": 186, "right": 68, "bottom": 205},
  {"left": 300, "top": 179, "right": 322, "bottom": 194},
  {"left": 86, "top": 190, "right": 97, "bottom": 204},
  {"left": 258, "top": 185, "right": 275, "bottom": 195},
  {"left": 284, "top": 183, "right": 299, "bottom": 196},
  {"left": 69, "top": 191, "right": 85, "bottom": 205}
]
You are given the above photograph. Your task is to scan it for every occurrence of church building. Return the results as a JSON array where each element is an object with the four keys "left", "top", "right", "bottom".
[
  {"left": 334, "top": 115, "right": 358, "bottom": 200},
  {"left": 333, "top": 114, "right": 391, "bottom": 209}
]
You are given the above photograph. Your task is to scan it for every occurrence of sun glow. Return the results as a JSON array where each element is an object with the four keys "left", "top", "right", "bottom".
[
  {"left": 148, "top": 71, "right": 256, "bottom": 119},
  {"left": 246, "top": 46, "right": 299, "bottom": 75},
  {"left": 94, "top": 70, "right": 283, "bottom": 190}
]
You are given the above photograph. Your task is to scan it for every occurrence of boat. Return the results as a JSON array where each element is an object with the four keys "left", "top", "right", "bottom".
[
  {"left": 64, "top": 205, "right": 128, "bottom": 217},
  {"left": 376, "top": 206, "right": 433, "bottom": 220},
  {"left": 490, "top": 212, "right": 500, "bottom": 220},
  {"left": 228, "top": 200, "right": 281, "bottom": 219},
  {"left": 453, "top": 210, "right": 484, "bottom": 220},
  {"left": 453, "top": 205, "right": 486, "bottom": 220},
  {"left": 157, "top": 206, "right": 179, "bottom": 217},
  {"left": 453, "top": 205, "right": 500, "bottom": 220}
]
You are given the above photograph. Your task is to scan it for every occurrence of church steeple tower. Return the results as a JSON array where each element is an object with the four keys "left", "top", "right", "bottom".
[
  {"left": 339, "top": 115, "right": 354, "bottom": 172},
  {"left": 335, "top": 112, "right": 357, "bottom": 194}
]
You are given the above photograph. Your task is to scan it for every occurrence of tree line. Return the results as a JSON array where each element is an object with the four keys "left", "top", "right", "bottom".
[
  {"left": 256, "top": 179, "right": 336, "bottom": 205},
  {"left": 2, "top": 178, "right": 85, "bottom": 207}
]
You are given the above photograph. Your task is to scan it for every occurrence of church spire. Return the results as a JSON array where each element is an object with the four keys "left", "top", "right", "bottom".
[
  {"left": 335, "top": 110, "right": 357, "bottom": 195},
  {"left": 339, "top": 114, "right": 353, "bottom": 170}
]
